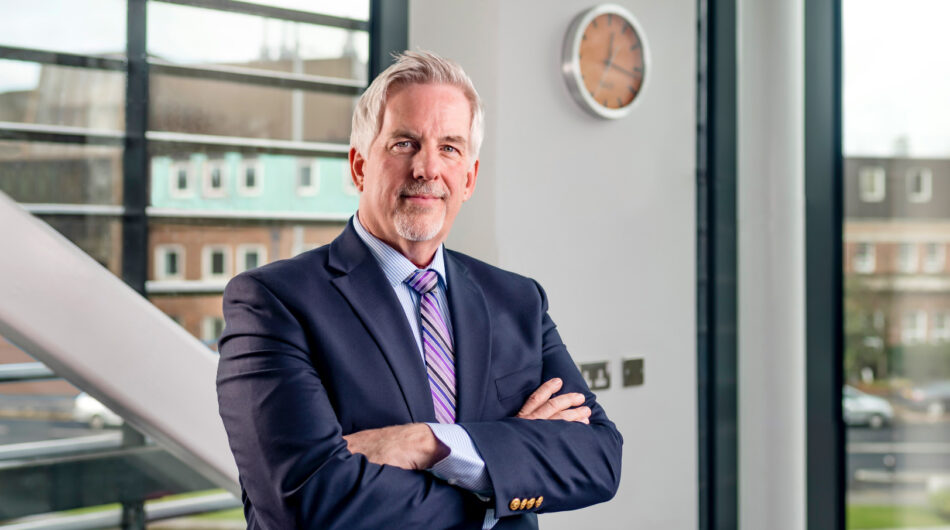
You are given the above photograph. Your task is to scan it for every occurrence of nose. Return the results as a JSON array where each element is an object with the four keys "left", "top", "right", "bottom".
[{"left": 411, "top": 145, "right": 442, "bottom": 181}]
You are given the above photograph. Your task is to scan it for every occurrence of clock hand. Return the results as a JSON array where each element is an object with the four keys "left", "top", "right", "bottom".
[
  {"left": 609, "top": 63, "right": 643, "bottom": 78},
  {"left": 595, "top": 32, "right": 620, "bottom": 98}
]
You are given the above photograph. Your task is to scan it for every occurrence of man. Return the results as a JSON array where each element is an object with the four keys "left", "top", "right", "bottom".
[{"left": 217, "top": 51, "right": 622, "bottom": 529}]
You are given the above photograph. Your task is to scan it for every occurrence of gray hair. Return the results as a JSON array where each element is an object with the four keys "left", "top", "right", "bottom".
[{"left": 350, "top": 50, "right": 484, "bottom": 163}]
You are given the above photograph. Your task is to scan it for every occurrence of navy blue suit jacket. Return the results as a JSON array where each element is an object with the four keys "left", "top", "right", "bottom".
[{"left": 216, "top": 221, "right": 622, "bottom": 529}]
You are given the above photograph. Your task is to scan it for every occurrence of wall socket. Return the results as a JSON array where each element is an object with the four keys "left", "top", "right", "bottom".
[
  {"left": 622, "top": 358, "right": 644, "bottom": 387},
  {"left": 579, "top": 361, "right": 611, "bottom": 390}
]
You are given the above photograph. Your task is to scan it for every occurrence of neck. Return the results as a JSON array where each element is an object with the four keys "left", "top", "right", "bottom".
[{"left": 357, "top": 212, "right": 441, "bottom": 268}]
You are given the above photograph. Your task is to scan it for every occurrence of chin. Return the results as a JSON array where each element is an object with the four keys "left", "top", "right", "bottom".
[{"left": 394, "top": 211, "right": 445, "bottom": 242}]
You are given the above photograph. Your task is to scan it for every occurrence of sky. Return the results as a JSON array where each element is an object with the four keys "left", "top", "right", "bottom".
[{"left": 0, "top": 0, "right": 947, "bottom": 158}]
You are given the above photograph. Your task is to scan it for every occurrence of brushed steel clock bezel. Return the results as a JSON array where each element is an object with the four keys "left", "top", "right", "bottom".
[{"left": 562, "top": 3, "right": 650, "bottom": 119}]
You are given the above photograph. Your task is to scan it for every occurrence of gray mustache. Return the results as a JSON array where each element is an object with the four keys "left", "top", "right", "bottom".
[{"left": 399, "top": 183, "right": 448, "bottom": 199}]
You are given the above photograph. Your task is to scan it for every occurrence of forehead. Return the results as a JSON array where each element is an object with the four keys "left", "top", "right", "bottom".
[{"left": 379, "top": 83, "right": 472, "bottom": 136}]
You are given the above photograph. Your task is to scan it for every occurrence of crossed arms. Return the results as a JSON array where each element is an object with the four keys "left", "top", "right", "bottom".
[{"left": 216, "top": 272, "right": 623, "bottom": 529}]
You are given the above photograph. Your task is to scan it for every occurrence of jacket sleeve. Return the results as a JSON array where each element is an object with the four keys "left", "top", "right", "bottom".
[
  {"left": 216, "top": 272, "right": 487, "bottom": 530},
  {"left": 459, "top": 281, "right": 624, "bottom": 518}
]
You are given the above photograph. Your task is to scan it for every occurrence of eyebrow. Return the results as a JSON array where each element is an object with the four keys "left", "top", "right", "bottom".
[{"left": 389, "top": 130, "right": 468, "bottom": 145}]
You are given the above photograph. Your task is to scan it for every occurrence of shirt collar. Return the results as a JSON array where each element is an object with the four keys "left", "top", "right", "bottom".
[{"left": 352, "top": 212, "right": 448, "bottom": 290}]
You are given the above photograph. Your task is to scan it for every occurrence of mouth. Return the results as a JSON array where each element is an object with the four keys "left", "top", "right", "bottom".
[{"left": 400, "top": 193, "right": 445, "bottom": 205}]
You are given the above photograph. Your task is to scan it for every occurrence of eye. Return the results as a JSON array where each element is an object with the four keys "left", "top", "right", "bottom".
[
  {"left": 392, "top": 140, "right": 414, "bottom": 151},
  {"left": 442, "top": 145, "right": 459, "bottom": 154}
]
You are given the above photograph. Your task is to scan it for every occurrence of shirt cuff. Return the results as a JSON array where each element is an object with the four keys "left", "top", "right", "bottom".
[{"left": 425, "top": 423, "right": 493, "bottom": 495}]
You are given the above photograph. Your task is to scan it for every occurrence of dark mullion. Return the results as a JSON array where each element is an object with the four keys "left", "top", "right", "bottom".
[
  {"left": 0, "top": 45, "right": 127, "bottom": 71},
  {"left": 697, "top": 0, "right": 738, "bottom": 528},
  {"left": 155, "top": 0, "right": 368, "bottom": 31},
  {"left": 122, "top": 0, "right": 149, "bottom": 297},
  {"left": 805, "top": 0, "right": 845, "bottom": 527},
  {"left": 368, "top": 0, "right": 408, "bottom": 79}
]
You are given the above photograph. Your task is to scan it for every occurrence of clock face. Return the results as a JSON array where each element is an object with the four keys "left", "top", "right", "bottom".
[{"left": 563, "top": 5, "right": 648, "bottom": 119}]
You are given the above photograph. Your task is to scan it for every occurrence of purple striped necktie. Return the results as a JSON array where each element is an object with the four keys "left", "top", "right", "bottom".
[{"left": 406, "top": 269, "right": 456, "bottom": 424}]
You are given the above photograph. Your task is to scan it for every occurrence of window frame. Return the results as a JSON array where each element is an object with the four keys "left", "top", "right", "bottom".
[
  {"left": 858, "top": 166, "right": 885, "bottom": 202},
  {"left": 896, "top": 242, "right": 919, "bottom": 274},
  {"left": 923, "top": 242, "right": 947, "bottom": 274},
  {"left": 201, "top": 244, "right": 232, "bottom": 281},
  {"left": 296, "top": 158, "right": 320, "bottom": 196},
  {"left": 154, "top": 244, "right": 185, "bottom": 281},
  {"left": 202, "top": 158, "right": 229, "bottom": 199},
  {"left": 905, "top": 166, "right": 933, "bottom": 203},
  {"left": 236, "top": 243, "right": 267, "bottom": 273},
  {"left": 853, "top": 241, "right": 875, "bottom": 274},
  {"left": 237, "top": 157, "right": 263, "bottom": 197},
  {"left": 168, "top": 159, "right": 196, "bottom": 199}
]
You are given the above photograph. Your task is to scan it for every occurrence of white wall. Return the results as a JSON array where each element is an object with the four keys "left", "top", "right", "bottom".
[{"left": 410, "top": 1, "right": 697, "bottom": 528}]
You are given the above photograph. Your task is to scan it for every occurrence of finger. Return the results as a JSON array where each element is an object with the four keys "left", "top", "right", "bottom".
[
  {"left": 517, "top": 378, "right": 563, "bottom": 417},
  {"left": 551, "top": 406, "right": 592, "bottom": 424},
  {"left": 529, "top": 392, "right": 586, "bottom": 420}
]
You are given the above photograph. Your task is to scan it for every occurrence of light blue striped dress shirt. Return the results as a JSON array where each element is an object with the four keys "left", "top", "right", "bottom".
[{"left": 352, "top": 214, "right": 498, "bottom": 529}]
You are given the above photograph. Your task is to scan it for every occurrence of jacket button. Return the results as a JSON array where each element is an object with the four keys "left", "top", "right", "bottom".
[
  {"left": 509, "top": 498, "right": 521, "bottom": 511},
  {"left": 519, "top": 498, "right": 529, "bottom": 510},
  {"left": 525, "top": 498, "right": 536, "bottom": 509},
  {"left": 535, "top": 496, "right": 544, "bottom": 509}
]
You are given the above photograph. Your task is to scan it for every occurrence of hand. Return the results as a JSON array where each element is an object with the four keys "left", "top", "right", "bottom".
[
  {"left": 343, "top": 423, "right": 450, "bottom": 470},
  {"left": 516, "top": 378, "right": 591, "bottom": 424}
]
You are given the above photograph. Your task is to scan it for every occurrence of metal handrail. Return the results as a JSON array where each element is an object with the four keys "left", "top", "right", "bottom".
[
  {"left": 0, "top": 363, "right": 56, "bottom": 383},
  {"left": 0, "top": 491, "right": 242, "bottom": 530},
  {"left": 0, "top": 433, "right": 123, "bottom": 462}
]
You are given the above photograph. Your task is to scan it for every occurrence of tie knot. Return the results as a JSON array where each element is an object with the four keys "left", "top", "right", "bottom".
[{"left": 406, "top": 269, "right": 439, "bottom": 294}]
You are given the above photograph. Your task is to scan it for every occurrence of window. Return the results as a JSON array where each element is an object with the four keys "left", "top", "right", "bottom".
[
  {"left": 200, "top": 316, "right": 226, "bottom": 346},
  {"left": 923, "top": 242, "right": 947, "bottom": 273},
  {"left": 236, "top": 244, "right": 267, "bottom": 273},
  {"left": 897, "top": 242, "right": 918, "bottom": 274},
  {"left": 297, "top": 159, "right": 320, "bottom": 196},
  {"left": 169, "top": 160, "right": 195, "bottom": 198},
  {"left": 154, "top": 245, "right": 185, "bottom": 281},
  {"left": 203, "top": 159, "right": 228, "bottom": 198},
  {"left": 934, "top": 313, "right": 950, "bottom": 343},
  {"left": 238, "top": 158, "right": 263, "bottom": 196},
  {"left": 858, "top": 167, "right": 885, "bottom": 202},
  {"left": 906, "top": 167, "right": 933, "bottom": 203},
  {"left": 853, "top": 242, "right": 875, "bottom": 273},
  {"left": 201, "top": 245, "right": 231, "bottom": 280},
  {"left": 901, "top": 310, "right": 928, "bottom": 344}
]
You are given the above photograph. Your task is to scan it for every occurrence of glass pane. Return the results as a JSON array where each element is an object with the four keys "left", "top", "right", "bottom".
[
  {"left": 148, "top": 2, "right": 369, "bottom": 81},
  {"left": 0, "top": 0, "right": 126, "bottom": 56},
  {"left": 844, "top": 0, "right": 950, "bottom": 527},
  {"left": 150, "top": 74, "right": 356, "bottom": 143},
  {"left": 147, "top": 219, "right": 348, "bottom": 350},
  {"left": 0, "top": 60, "right": 125, "bottom": 131},
  {"left": 0, "top": 141, "right": 123, "bottom": 205},
  {"left": 36, "top": 215, "right": 123, "bottom": 276}
]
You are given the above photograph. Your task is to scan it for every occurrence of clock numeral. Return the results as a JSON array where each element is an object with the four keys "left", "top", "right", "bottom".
[
  {"left": 622, "top": 23, "right": 629, "bottom": 34},
  {"left": 616, "top": 97, "right": 623, "bottom": 108},
  {"left": 608, "top": 13, "right": 613, "bottom": 25},
  {"left": 628, "top": 85, "right": 638, "bottom": 95},
  {"left": 603, "top": 98, "right": 609, "bottom": 107},
  {"left": 592, "top": 18, "right": 597, "bottom": 28},
  {"left": 630, "top": 42, "right": 641, "bottom": 51}
]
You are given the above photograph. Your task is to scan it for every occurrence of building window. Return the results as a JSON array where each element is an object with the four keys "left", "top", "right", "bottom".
[
  {"left": 236, "top": 244, "right": 267, "bottom": 273},
  {"left": 902, "top": 310, "right": 928, "bottom": 344},
  {"left": 202, "top": 245, "right": 231, "bottom": 280},
  {"left": 858, "top": 167, "right": 885, "bottom": 202},
  {"left": 169, "top": 160, "right": 194, "bottom": 199},
  {"left": 238, "top": 158, "right": 263, "bottom": 196},
  {"left": 154, "top": 245, "right": 185, "bottom": 281},
  {"left": 923, "top": 242, "right": 947, "bottom": 273},
  {"left": 203, "top": 159, "right": 228, "bottom": 198},
  {"left": 897, "top": 242, "right": 919, "bottom": 274},
  {"left": 201, "top": 316, "right": 226, "bottom": 346},
  {"left": 906, "top": 167, "right": 933, "bottom": 203},
  {"left": 934, "top": 313, "right": 950, "bottom": 343},
  {"left": 853, "top": 242, "right": 875, "bottom": 274},
  {"left": 297, "top": 159, "right": 320, "bottom": 196}
]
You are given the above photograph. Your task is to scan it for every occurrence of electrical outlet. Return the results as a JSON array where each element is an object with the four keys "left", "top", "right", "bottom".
[
  {"left": 579, "top": 361, "right": 611, "bottom": 390},
  {"left": 622, "top": 358, "right": 644, "bottom": 387}
]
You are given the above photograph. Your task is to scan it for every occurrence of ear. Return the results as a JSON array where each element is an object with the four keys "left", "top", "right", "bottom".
[
  {"left": 349, "top": 147, "right": 366, "bottom": 192},
  {"left": 462, "top": 159, "right": 479, "bottom": 201}
]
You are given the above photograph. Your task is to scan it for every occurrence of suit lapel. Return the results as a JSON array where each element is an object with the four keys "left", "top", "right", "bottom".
[
  {"left": 445, "top": 251, "right": 492, "bottom": 422},
  {"left": 328, "top": 223, "right": 436, "bottom": 423}
]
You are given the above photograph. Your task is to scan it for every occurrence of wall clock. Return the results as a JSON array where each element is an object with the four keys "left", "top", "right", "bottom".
[{"left": 562, "top": 4, "right": 649, "bottom": 119}]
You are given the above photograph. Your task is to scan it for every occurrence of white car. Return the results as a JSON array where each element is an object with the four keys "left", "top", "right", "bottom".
[
  {"left": 72, "top": 392, "right": 123, "bottom": 429},
  {"left": 843, "top": 385, "right": 894, "bottom": 429}
]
